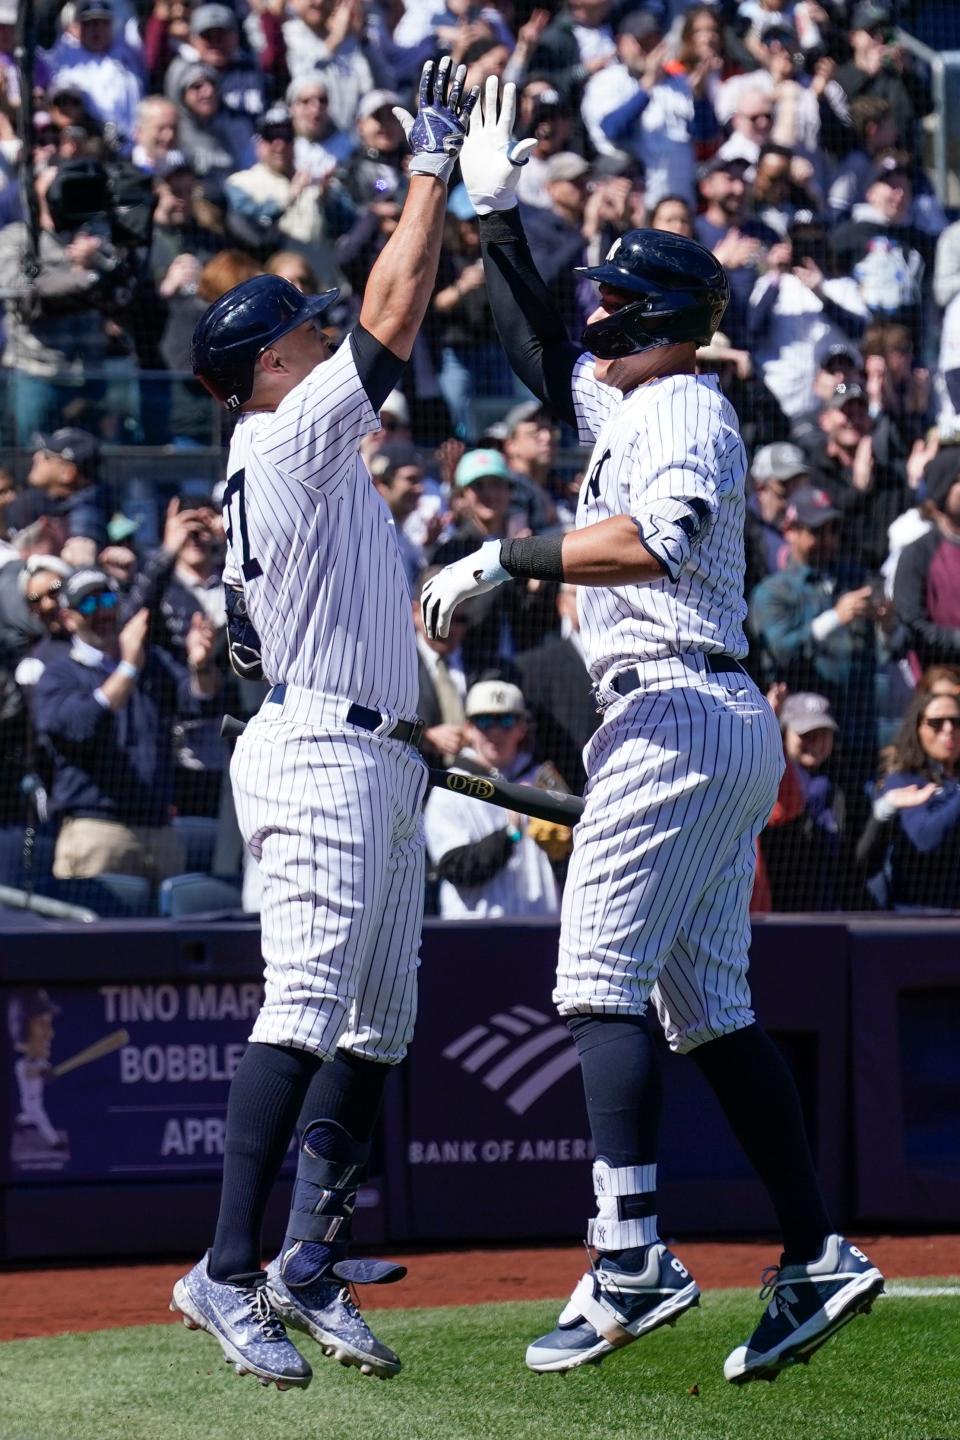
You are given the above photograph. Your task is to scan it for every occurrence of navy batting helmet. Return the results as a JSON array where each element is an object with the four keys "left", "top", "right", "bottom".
[
  {"left": 191, "top": 274, "right": 340, "bottom": 411},
  {"left": 576, "top": 230, "right": 729, "bottom": 360}
]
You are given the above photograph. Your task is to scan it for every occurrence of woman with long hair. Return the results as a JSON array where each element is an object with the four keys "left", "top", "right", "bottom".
[{"left": 858, "top": 689, "right": 960, "bottom": 910}]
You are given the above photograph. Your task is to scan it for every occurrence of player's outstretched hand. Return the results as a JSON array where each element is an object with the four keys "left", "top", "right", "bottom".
[
  {"left": 393, "top": 58, "right": 479, "bottom": 183},
  {"left": 460, "top": 76, "right": 537, "bottom": 215},
  {"left": 421, "top": 539, "right": 510, "bottom": 639}
]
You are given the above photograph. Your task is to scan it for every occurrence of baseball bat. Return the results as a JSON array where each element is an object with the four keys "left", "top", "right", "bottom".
[
  {"left": 220, "top": 715, "right": 584, "bottom": 825},
  {"left": 51, "top": 1028, "right": 130, "bottom": 1079}
]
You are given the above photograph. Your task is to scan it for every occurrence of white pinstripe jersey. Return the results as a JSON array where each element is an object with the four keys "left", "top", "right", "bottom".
[
  {"left": 222, "top": 341, "right": 419, "bottom": 714},
  {"left": 570, "top": 353, "right": 749, "bottom": 685}
]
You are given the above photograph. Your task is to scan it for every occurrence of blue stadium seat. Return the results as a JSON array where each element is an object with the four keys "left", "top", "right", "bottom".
[
  {"left": 172, "top": 815, "right": 220, "bottom": 873},
  {"left": 38, "top": 873, "right": 154, "bottom": 918},
  {"left": 158, "top": 873, "right": 243, "bottom": 917}
]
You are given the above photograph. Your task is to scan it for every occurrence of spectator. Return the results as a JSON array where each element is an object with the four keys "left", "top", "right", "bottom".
[
  {"left": 33, "top": 567, "right": 220, "bottom": 882},
  {"left": 582, "top": 11, "right": 702, "bottom": 208},
  {"left": 369, "top": 442, "right": 427, "bottom": 593},
  {"left": 526, "top": 0, "right": 617, "bottom": 101},
  {"left": 748, "top": 485, "right": 878, "bottom": 779},
  {"left": 919, "top": 664, "right": 960, "bottom": 700},
  {"left": 174, "top": 63, "right": 252, "bottom": 180},
  {"left": 282, "top": 0, "right": 393, "bottom": 133},
  {"left": 861, "top": 321, "right": 931, "bottom": 449},
  {"left": 264, "top": 251, "right": 319, "bottom": 292},
  {"left": 424, "top": 679, "right": 562, "bottom": 919},
  {"left": 790, "top": 340, "right": 865, "bottom": 453},
  {"left": 150, "top": 153, "right": 219, "bottom": 290},
  {"left": 761, "top": 691, "right": 845, "bottom": 911},
  {"left": 165, "top": 3, "right": 267, "bottom": 136},
  {"left": 863, "top": 689, "right": 960, "bottom": 911},
  {"left": 343, "top": 90, "right": 407, "bottom": 208},
  {"left": 748, "top": 214, "right": 868, "bottom": 421},
  {"left": 515, "top": 83, "right": 576, "bottom": 210},
  {"left": 834, "top": 2, "right": 931, "bottom": 154},
  {"left": 893, "top": 448, "right": 960, "bottom": 669},
  {"left": 826, "top": 94, "right": 897, "bottom": 221},
  {"left": 695, "top": 154, "right": 774, "bottom": 344},
  {"left": 515, "top": 583, "right": 599, "bottom": 795},
  {"left": 745, "top": 442, "right": 811, "bottom": 591},
  {"left": 816, "top": 381, "right": 910, "bottom": 569},
  {"left": 28, "top": 429, "right": 107, "bottom": 562},
  {"left": 502, "top": 401, "right": 560, "bottom": 532},
  {"left": 287, "top": 75, "right": 355, "bottom": 180},
  {"left": 749, "top": 142, "right": 820, "bottom": 235},
  {"left": 520, "top": 151, "right": 592, "bottom": 333},
  {"left": 123, "top": 496, "right": 228, "bottom": 815},
  {"left": 830, "top": 151, "right": 934, "bottom": 342},
  {"left": 45, "top": 0, "right": 144, "bottom": 144},
  {"left": 131, "top": 94, "right": 180, "bottom": 174},
  {"left": 432, "top": 449, "right": 554, "bottom": 673},
  {"left": 13, "top": 556, "right": 74, "bottom": 693},
  {"left": 695, "top": 328, "right": 791, "bottom": 453},
  {"left": 715, "top": 85, "right": 774, "bottom": 179},
  {"left": 412, "top": 565, "right": 469, "bottom": 770},
  {"left": 649, "top": 193, "right": 693, "bottom": 236}
]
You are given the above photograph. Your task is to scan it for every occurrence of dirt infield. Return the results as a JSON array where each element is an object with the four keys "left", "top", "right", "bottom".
[{"left": 2, "top": 1235, "right": 958, "bottom": 1343}]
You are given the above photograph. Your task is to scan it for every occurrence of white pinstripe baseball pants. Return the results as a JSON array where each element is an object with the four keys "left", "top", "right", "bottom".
[
  {"left": 231, "top": 708, "right": 428, "bottom": 1062},
  {"left": 555, "top": 667, "right": 783, "bottom": 1052}
]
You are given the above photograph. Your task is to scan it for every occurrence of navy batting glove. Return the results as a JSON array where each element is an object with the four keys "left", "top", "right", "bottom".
[{"left": 393, "top": 58, "right": 479, "bottom": 182}]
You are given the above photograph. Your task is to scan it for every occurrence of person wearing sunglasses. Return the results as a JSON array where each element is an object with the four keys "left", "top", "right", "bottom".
[
  {"left": 32, "top": 567, "right": 220, "bottom": 887},
  {"left": 424, "top": 679, "right": 562, "bottom": 920},
  {"left": 863, "top": 688, "right": 960, "bottom": 910}
]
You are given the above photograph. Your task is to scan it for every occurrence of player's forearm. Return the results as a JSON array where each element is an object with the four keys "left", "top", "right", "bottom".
[
  {"left": 359, "top": 176, "right": 448, "bottom": 361},
  {"left": 560, "top": 517, "right": 667, "bottom": 586}
]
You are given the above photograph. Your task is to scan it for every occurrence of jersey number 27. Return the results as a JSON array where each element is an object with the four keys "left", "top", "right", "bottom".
[{"left": 223, "top": 469, "right": 263, "bottom": 581}]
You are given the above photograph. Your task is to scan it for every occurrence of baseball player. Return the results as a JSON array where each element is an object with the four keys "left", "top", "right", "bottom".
[
  {"left": 423, "top": 79, "right": 883, "bottom": 1384},
  {"left": 171, "top": 60, "right": 477, "bottom": 1392},
  {"left": 8, "top": 990, "right": 63, "bottom": 1151}
]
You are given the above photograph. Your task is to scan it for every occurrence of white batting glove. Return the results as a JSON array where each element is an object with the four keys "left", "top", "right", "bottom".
[
  {"left": 421, "top": 539, "right": 510, "bottom": 639},
  {"left": 460, "top": 76, "right": 537, "bottom": 216}
]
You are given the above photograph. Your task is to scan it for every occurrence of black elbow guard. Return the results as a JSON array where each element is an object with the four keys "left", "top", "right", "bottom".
[{"left": 225, "top": 584, "right": 264, "bottom": 681}]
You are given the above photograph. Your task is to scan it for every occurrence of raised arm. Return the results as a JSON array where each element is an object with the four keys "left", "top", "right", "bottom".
[
  {"left": 358, "top": 59, "right": 477, "bottom": 362},
  {"left": 463, "top": 77, "right": 581, "bottom": 427}
]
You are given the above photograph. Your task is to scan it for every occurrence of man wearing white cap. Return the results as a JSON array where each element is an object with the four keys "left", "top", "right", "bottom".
[
  {"left": 282, "top": 0, "right": 393, "bottom": 132},
  {"left": 45, "top": 0, "right": 144, "bottom": 142},
  {"left": 424, "top": 680, "right": 563, "bottom": 918}
]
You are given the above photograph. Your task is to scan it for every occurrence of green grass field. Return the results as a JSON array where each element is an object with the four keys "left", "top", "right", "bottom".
[{"left": 2, "top": 1285, "right": 958, "bottom": 1440}]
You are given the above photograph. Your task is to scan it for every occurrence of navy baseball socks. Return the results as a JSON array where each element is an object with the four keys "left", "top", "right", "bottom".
[{"left": 527, "top": 1016, "right": 700, "bottom": 1373}]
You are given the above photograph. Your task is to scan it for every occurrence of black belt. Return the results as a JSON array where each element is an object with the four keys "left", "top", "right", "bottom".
[
  {"left": 266, "top": 685, "right": 424, "bottom": 750},
  {"left": 611, "top": 653, "right": 745, "bottom": 698}
]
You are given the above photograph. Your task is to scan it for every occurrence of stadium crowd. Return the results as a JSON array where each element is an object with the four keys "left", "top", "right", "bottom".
[{"left": 0, "top": 0, "right": 959, "bottom": 917}]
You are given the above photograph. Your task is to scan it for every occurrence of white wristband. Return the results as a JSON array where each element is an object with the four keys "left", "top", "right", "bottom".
[{"left": 116, "top": 660, "right": 139, "bottom": 680}]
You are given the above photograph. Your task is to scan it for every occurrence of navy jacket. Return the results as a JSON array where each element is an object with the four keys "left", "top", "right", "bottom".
[{"left": 33, "top": 644, "right": 210, "bottom": 825}]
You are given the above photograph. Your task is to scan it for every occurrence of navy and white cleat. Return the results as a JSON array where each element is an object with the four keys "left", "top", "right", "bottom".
[
  {"left": 724, "top": 1234, "right": 885, "bottom": 1384},
  {"left": 266, "top": 1260, "right": 401, "bottom": 1378},
  {"left": 525, "top": 1243, "right": 700, "bottom": 1374},
  {"left": 171, "top": 1254, "right": 312, "bottom": 1391}
]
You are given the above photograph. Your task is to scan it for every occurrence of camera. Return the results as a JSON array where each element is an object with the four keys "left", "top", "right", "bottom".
[{"left": 42, "top": 157, "right": 155, "bottom": 316}]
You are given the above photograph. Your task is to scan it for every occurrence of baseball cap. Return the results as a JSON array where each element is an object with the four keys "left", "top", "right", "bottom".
[
  {"left": 75, "top": 0, "right": 114, "bottom": 18},
  {"left": 380, "top": 390, "right": 410, "bottom": 426},
  {"left": 59, "top": 567, "right": 117, "bottom": 610},
  {"left": 783, "top": 486, "right": 842, "bottom": 530},
  {"left": 465, "top": 679, "right": 526, "bottom": 719},
  {"left": 257, "top": 103, "right": 294, "bottom": 139},
  {"left": 287, "top": 76, "right": 329, "bottom": 104},
  {"left": 179, "top": 62, "right": 220, "bottom": 95},
  {"left": 867, "top": 151, "right": 911, "bottom": 188},
  {"left": 697, "top": 154, "right": 750, "bottom": 183},
  {"left": 155, "top": 149, "right": 195, "bottom": 180},
  {"left": 503, "top": 400, "right": 549, "bottom": 433},
  {"left": 544, "top": 152, "right": 591, "bottom": 185},
  {"left": 825, "top": 381, "right": 866, "bottom": 411},
  {"left": 368, "top": 440, "right": 422, "bottom": 479},
  {"left": 16, "top": 554, "right": 72, "bottom": 597},
  {"left": 752, "top": 443, "right": 811, "bottom": 485},
  {"left": 780, "top": 692, "right": 839, "bottom": 736},
  {"left": 455, "top": 449, "right": 512, "bottom": 489},
  {"left": 617, "top": 10, "right": 662, "bottom": 40},
  {"left": 191, "top": 3, "right": 238, "bottom": 33},
  {"left": 31, "top": 427, "right": 100, "bottom": 468},
  {"left": 850, "top": 1, "right": 891, "bottom": 31},
  {"left": 820, "top": 341, "right": 863, "bottom": 370},
  {"left": 358, "top": 90, "right": 402, "bottom": 121}
]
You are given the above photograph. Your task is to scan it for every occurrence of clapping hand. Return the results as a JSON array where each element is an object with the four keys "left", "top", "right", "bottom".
[{"left": 393, "top": 58, "right": 479, "bottom": 183}]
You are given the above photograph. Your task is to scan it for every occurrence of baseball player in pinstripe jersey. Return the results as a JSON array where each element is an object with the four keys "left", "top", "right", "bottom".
[
  {"left": 171, "top": 60, "right": 478, "bottom": 1392},
  {"left": 424, "top": 79, "right": 884, "bottom": 1384}
]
